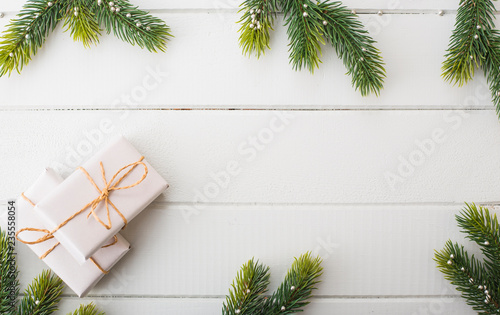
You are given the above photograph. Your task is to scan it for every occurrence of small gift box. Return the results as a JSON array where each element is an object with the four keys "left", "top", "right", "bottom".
[
  {"left": 17, "top": 168, "right": 130, "bottom": 297},
  {"left": 34, "top": 136, "right": 168, "bottom": 263}
]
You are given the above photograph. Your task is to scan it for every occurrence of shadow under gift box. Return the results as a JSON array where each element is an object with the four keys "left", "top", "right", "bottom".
[
  {"left": 35, "top": 135, "right": 169, "bottom": 264},
  {"left": 18, "top": 168, "right": 130, "bottom": 297}
]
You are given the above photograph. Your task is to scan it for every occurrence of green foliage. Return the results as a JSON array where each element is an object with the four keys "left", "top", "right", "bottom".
[
  {"left": 222, "top": 259, "right": 271, "bottom": 314},
  {"left": 281, "top": 1, "right": 325, "bottom": 73},
  {"left": 238, "top": 0, "right": 386, "bottom": 96},
  {"left": 222, "top": 252, "right": 323, "bottom": 315},
  {"left": 238, "top": 0, "right": 279, "bottom": 58},
  {"left": 1, "top": 227, "right": 104, "bottom": 314},
  {"left": 68, "top": 303, "right": 105, "bottom": 315},
  {"left": 0, "top": 0, "right": 64, "bottom": 77},
  {"left": 0, "top": 228, "right": 19, "bottom": 315},
  {"left": 0, "top": 0, "right": 172, "bottom": 77},
  {"left": 263, "top": 253, "right": 323, "bottom": 314},
  {"left": 16, "top": 270, "right": 64, "bottom": 315},
  {"left": 92, "top": 0, "right": 172, "bottom": 53},
  {"left": 318, "top": 1, "right": 385, "bottom": 96},
  {"left": 63, "top": 0, "right": 101, "bottom": 48},
  {"left": 435, "top": 203, "right": 500, "bottom": 313},
  {"left": 443, "top": 0, "right": 500, "bottom": 117}
]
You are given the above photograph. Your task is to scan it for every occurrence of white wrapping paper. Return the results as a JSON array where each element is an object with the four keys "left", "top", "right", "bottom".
[
  {"left": 36, "top": 136, "right": 168, "bottom": 263},
  {"left": 18, "top": 168, "right": 130, "bottom": 297}
]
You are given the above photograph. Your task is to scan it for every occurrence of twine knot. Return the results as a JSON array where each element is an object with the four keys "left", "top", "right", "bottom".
[{"left": 16, "top": 157, "right": 148, "bottom": 267}]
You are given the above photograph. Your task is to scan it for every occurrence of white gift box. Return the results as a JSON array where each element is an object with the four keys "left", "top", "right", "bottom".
[
  {"left": 18, "top": 168, "right": 130, "bottom": 297},
  {"left": 36, "top": 136, "right": 168, "bottom": 263}
]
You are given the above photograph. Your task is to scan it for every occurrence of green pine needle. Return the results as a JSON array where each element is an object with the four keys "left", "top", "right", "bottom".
[
  {"left": 0, "top": 0, "right": 172, "bottom": 77},
  {"left": 16, "top": 270, "right": 64, "bottom": 315},
  {"left": 1, "top": 227, "right": 99, "bottom": 315},
  {"left": 63, "top": 0, "right": 101, "bottom": 48},
  {"left": 262, "top": 252, "right": 323, "bottom": 314},
  {"left": 281, "top": 1, "right": 325, "bottom": 73},
  {"left": 442, "top": 0, "right": 496, "bottom": 86},
  {"left": 237, "top": 0, "right": 279, "bottom": 58},
  {"left": 68, "top": 303, "right": 105, "bottom": 315},
  {"left": 223, "top": 252, "right": 323, "bottom": 315},
  {"left": 0, "top": 228, "right": 19, "bottom": 315},
  {"left": 319, "top": 1, "right": 385, "bottom": 96},
  {"left": 435, "top": 204, "right": 500, "bottom": 313},
  {"left": 237, "top": 0, "right": 385, "bottom": 96},
  {"left": 0, "top": 0, "right": 64, "bottom": 76},
  {"left": 443, "top": 0, "right": 500, "bottom": 117},
  {"left": 222, "top": 259, "right": 271, "bottom": 314},
  {"left": 93, "top": 0, "right": 172, "bottom": 53}
]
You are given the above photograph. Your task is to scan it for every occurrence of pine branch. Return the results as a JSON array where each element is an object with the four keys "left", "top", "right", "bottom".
[
  {"left": 68, "top": 302, "right": 105, "bottom": 315},
  {"left": 435, "top": 241, "right": 499, "bottom": 313},
  {"left": 481, "top": 29, "right": 500, "bottom": 116},
  {"left": 318, "top": 1, "right": 385, "bottom": 96},
  {"left": 0, "top": 0, "right": 171, "bottom": 76},
  {"left": 442, "top": 0, "right": 495, "bottom": 86},
  {"left": 237, "top": 0, "right": 280, "bottom": 58},
  {"left": 0, "top": 0, "right": 65, "bottom": 76},
  {"left": 93, "top": 0, "right": 172, "bottom": 53},
  {"left": 222, "top": 259, "right": 271, "bottom": 315},
  {"left": 237, "top": 0, "right": 385, "bottom": 96},
  {"left": 456, "top": 204, "right": 500, "bottom": 291},
  {"left": 281, "top": 0, "right": 325, "bottom": 73},
  {"left": 262, "top": 252, "right": 323, "bottom": 314},
  {"left": 62, "top": 0, "right": 101, "bottom": 48},
  {"left": 0, "top": 228, "right": 19, "bottom": 315},
  {"left": 442, "top": 0, "right": 500, "bottom": 117},
  {"left": 16, "top": 270, "right": 64, "bottom": 315}
]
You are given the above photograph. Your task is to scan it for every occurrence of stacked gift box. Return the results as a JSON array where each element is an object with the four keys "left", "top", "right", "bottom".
[{"left": 16, "top": 136, "right": 169, "bottom": 297}]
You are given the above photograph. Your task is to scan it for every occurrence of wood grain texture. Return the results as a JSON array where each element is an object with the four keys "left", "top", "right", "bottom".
[
  {"left": 55, "top": 297, "right": 475, "bottom": 315},
  {"left": 1, "top": 110, "right": 500, "bottom": 204},
  {"left": 0, "top": 13, "right": 492, "bottom": 109},
  {"left": 0, "top": 1, "right": 494, "bottom": 314},
  {"left": 12, "top": 204, "right": 469, "bottom": 297}
]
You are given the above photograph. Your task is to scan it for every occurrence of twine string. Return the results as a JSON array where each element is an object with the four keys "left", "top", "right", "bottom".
[
  {"left": 18, "top": 193, "right": 116, "bottom": 272},
  {"left": 16, "top": 157, "right": 147, "bottom": 273}
]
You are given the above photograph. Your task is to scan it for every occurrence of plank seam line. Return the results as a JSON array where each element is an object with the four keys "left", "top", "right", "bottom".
[
  {"left": 0, "top": 9, "right": 463, "bottom": 15},
  {"left": 150, "top": 201, "right": 488, "bottom": 207},
  {"left": 48, "top": 294, "right": 463, "bottom": 299},
  {"left": 0, "top": 107, "right": 495, "bottom": 112}
]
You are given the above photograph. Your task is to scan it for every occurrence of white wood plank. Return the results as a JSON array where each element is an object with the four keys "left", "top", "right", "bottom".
[
  {"left": 14, "top": 204, "right": 479, "bottom": 297},
  {"left": 56, "top": 297, "right": 476, "bottom": 315},
  {"left": 1, "top": 110, "right": 500, "bottom": 204},
  {"left": 0, "top": 0, "right": 461, "bottom": 13},
  {"left": 0, "top": 14, "right": 491, "bottom": 109}
]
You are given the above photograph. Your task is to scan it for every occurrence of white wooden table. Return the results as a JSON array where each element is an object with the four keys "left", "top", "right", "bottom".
[{"left": 0, "top": 1, "right": 494, "bottom": 314}]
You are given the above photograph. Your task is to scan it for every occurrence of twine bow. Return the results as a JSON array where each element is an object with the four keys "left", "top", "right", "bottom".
[{"left": 16, "top": 157, "right": 148, "bottom": 273}]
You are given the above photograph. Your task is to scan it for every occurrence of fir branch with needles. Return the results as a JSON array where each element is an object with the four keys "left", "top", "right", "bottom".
[
  {"left": 0, "top": 0, "right": 172, "bottom": 77},
  {"left": 63, "top": 0, "right": 101, "bottom": 48},
  {"left": 262, "top": 253, "right": 323, "bottom": 314},
  {"left": 318, "top": 1, "right": 385, "bottom": 96},
  {"left": 435, "top": 204, "right": 500, "bottom": 314},
  {"left": 237, "top": 0, "right": 386, "bottom": 96},
  {"left": 222, "top": 259, "right": 271, "bottom": 315},
  {"left": 16, "top": 270, "right": 64, "bottom": 315},
  {"left": 0, "top": 227, "right": 105, "bottom": 314},
  {"left": 222, "top": 252, "right": 323, "bottom": 315},
  {"left": 92, "top": 0, "right": 172, "bottom": 53},
  {"left": 0, "top": 228, "right": 19, "bottom": 315},
  {"left": 238, "top": 0, "right": 280, "bottom": 58},
  {"left": 0, "top": 0, "right": 65, "bottom": 77},
  {"left": 281, "top": 1, "right": 325, "bottom": 72},
  {"left": 68, "top": 303, "right": 105, "bottom": 315},
  {"left": 443, "top": 0, "right": 500, "bottom": 117}
]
